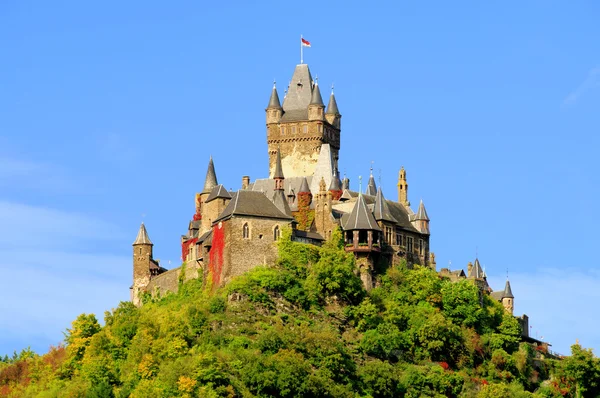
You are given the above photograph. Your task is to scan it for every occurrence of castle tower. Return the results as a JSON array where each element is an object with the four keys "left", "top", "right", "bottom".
[
  {"left": 325, "top": 86, "right": 341, "bottom": 129},
  {"left": 132, "top": 223, "right": 153, "bottom": 306},
  {"left": 271, "top": 148, "right": 292, "bottom": 216},
  {"left": 296, "top": 177, "right": 312, "bottom": 231},
  {"left": 266, "top": 82, "right": 283, "bottom": 124},
  {"left": 397, "top": 166, "right": 409, "bottom": 206},
  {"left": 342, "top": 192, "right": 382, "bottom": 290},
  {"left": 373, "top": 187, "right": 398, "bottom": 246},
  {"left": 266, "top": 64, "right": 341, "bottom": 178},
  {"left": 502, "top": 280, "right": 515, "bottom": 315},
  {"left": 414, "top": 200, "right": 430, "bottom": 235},
  {"left": 200, "top": 157, "right": 219, "bottom": 233},
  {"left": 328, "top": 169, "right": 343, "bottom": 201},
  {"left": 313, "top": 177, "right": 333, "bottom": 238}
]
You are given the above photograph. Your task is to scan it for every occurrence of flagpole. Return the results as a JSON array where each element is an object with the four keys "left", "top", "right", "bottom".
[{"left": 300, "top": 34, "right": 303, "bottom": 64}]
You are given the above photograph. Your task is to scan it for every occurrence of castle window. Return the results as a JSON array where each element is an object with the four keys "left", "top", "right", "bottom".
[
  {"left": 280, "top": 126, "right": 284, "bottom": 134},
  {"left": 303, "top": 125, "right": 308, "bottom": 133},
  {"left": 318, "top": 124, "right": 323, "bottom": 133},
  {"left": 242, "top": 223, "right": 249, "bottom": 239},
  {"left": 407, "top": 236, "right": 413, "bottom": 252},
  {"left": 139, "top": 248, "right": 142, "bottom": 254},
  {"left": 273, "top": 225, "right": 280, "bottom": 241},
  {"left": 292, "top": 126, "right": 296, "bottom": 134},
  {"left": 418, "top": 239, "right": 424, "bottom": 255}
]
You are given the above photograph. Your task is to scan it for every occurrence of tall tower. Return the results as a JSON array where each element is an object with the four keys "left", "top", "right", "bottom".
[
  {"left": 397, "top": 167, "right": 409, "bottom": 206},
  {"left": 266, "top": 64, "right": 341, "bottom": 178},
  {"left": 502, "top": 280, "right": 515, "bottom": 315},
  {"left": 132, "top": 223, "right": 154, "bottom": 306}
]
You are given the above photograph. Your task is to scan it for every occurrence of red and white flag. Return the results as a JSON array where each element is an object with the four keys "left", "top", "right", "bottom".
[{"left": 301, "top": 38, "right": 311, "bottom": 47}]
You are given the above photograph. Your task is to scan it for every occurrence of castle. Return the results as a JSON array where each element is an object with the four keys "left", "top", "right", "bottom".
[{"left": 130, "top": 61, "right": 524, "bottom": 335}]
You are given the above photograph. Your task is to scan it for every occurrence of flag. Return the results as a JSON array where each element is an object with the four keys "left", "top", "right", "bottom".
[{"left": 301, "top": 38, "right": 311, "bottom": 47}]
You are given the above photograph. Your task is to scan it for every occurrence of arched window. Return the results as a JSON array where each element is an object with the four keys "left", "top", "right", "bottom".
[
  {"left": 243, "top": 223, "right": 250, "bottom": 239},
  {"left": 273, "top": 225, "right": 280, "bottom": 241}
]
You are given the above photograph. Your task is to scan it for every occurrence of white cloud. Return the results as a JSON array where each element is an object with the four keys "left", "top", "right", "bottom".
[
  {"left": 563, "top": 67, "right": 600, "bottom": 106},
  {"left": 487, "top": 267, "right": 600, "bottom": 356}
]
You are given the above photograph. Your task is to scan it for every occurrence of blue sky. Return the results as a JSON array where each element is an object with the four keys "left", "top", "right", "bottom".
[{"left": 1, "top": 1, "right": 599, "bottom": 357}]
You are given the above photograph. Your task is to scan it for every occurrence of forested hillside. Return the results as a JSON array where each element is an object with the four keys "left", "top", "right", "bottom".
[{"left": 1, "top": 229, "right": 599, "bottom": 397}]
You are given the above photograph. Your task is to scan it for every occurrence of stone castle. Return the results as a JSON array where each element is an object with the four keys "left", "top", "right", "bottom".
[{"left": 130, "top": 61, "right": 525, "bottom": 338}]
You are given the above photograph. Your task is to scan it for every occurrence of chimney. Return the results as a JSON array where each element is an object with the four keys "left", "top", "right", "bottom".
[{"left": 242, "top": 176, "right": 250, "bottom": 190}]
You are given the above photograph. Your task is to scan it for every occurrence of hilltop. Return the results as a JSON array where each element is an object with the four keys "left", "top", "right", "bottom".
[{"left": 1, "top": 229, "right": 599, "bottom": 397}]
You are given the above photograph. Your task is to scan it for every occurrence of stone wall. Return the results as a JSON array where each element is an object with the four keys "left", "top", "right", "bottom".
[
  {"left": 209, "top": 216, "right": 288, "bottom": 287},
  {"left": 144, "top": 261, "right": 201, "bottom": 299}
]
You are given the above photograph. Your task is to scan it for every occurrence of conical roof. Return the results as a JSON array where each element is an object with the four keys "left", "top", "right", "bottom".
[
  {"left": 272, "top": 190, "right": 292, "bottom": 217},
  {"left": 329, "top": 170, "right": 342, "bottom": 191},
  {"left": 503, "top": 280, "right": 514, "bottom": 299},
  {"left": 310, "top": 81, "right": 324, "bottom": 106},
  {"left": 366, "top": 174, "right": 377, "bottom": 196},
  {"left": 272, "top": 148, "right": 284, "bottom": 180},
  {"left": 267, "top": 83, "right": 282, "bottom": 109},
  {"left": 298, "top": 177, "right": 311, "bottom": 194},
  {"left": 342, "top": 175, "right": 349, "bottom": 190},
  {"left": 202, "top": 156, "right": 218, "bottom": 193},
  {"left": 416, "top": 200, "right": 430, "bottom": 221},
  {"left": 343, "top": 193, "right": 381, "bottom": 231},
  {"left": 133, "top": 222, "right": 152, "bottom": 245},
  {"left": 326, "top": 92, "right": 339, "bottom": 115},
  {"left": 373, "top": 187, "right": 398, "bottom": 223},
  {"left": 282, "top": 64, "right": 314, "bottom": 112}
]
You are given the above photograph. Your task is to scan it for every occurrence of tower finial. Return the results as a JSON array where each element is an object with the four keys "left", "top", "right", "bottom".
[
  {"left": 359, "top": 175, "right": 363, "bottom": 193},
  {"left": 273, "top": 80, "right": 276, "bottom": 88},
  {"left": 331, "top": 83, "right": 334, "bottom": 94},
  {"left": 370, "top": 161, "right": 374, "bottom": 176}
]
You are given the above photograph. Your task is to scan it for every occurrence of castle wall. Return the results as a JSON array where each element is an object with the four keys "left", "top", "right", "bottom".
[
  {"left": 144, "top": 261, "right": 201, "bottom": 299},
  {"left": 210, "top": 216, "right": 286, "bottom": 287}
]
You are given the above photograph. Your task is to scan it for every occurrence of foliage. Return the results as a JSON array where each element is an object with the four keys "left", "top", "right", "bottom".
[{"left": 0, "top": 229, "right": 592, "bottom": 397}]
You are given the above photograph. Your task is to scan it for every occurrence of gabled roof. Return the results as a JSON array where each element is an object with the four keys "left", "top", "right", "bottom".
[
  {"left": 343, "top": 193, "right": 381, "bottom": 231},
  {"left": 416, "top": 200, "right": 430, "bottom": 221},
  {"left": 133, "top": 223, "right": 153, "bottom": 245},
  {"left": 366, "top": 174, "right": 377, "bottom": 196},
  {"left": 214, "top": 190, "right": 294, "bottom": 223},
  {"left": 373, "top": 187, "right": 397, "bottom": 223},
  {"left": 202, "top": 156, "right": 218, "bottom": 194},
  {"left": 267, "top": 84, "right": 282, "bottom": 109},
  {"left": 326, "top": 92, "right": 340, "bottom": 115},
  {"left": 205, "top": 184, "right": 232, "bottom": 203}
]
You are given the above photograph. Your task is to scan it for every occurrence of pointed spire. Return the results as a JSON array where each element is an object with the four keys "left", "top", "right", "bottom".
[
  {"left": 366, "top": 167, "right": 377, "bottom": 196},
  {"left": 416, "top": 200, "right": 430, "bottom": 221},
  {"left": 202, "top": 156, "right": 218, "bottom": 194},
  {"left": 343, "top": 193, "right": 381, "bottom": 231},
  {"left": 326, "top": 85, "right": 340, "bottom": 115},
  {"left": 299, "top": 177, "right": 310, "bottom": 194},
  {"left": 310, "top": 79, "right": 324, "bottom": 106},
  {"left": 374, "top": 187, "right": 398, "bottom": 223},
  {"left": 133, "top": 222, "right": 152, "bottom": 245},
  {"left": 503, "top": 280, "right": 514, "bottom": 299},
  {"left": 267, "top": 81, "right": 282, "bottom": 109},
  {"left": 470, "top": 258, "right": 484, "bottom": 279},
  {"left": 342, "top": 172, "right": 350, "bottom": 190},
  {"left": 272, "top": 147, "right": 284, "bottom": 180}
]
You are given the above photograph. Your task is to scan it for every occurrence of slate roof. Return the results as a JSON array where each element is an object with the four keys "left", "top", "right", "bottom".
[
  {"left": 272, "top": 148, "right": 284, "bottom": 179},
  {"left": 267, "top": 84, "right": 282, "bottom": 109},
  {"left": 298, "top": 177, "right": 310, "bottom": 194},
  {"left": 503, "top": 280, "right": 514, "bottom": 298},
  {"left": 416, "top": 200, "right": 430, "bottom": 221},
  {"left": 343, "top": 193, "right": 381, "bottom": 231},
  {"left": 272, "top": 189, "right": 292, "bottom": 217},
  {"left": 469, "top": 258, "right": 484, "bottom": 279},
  {"left": 214, "top": 190, "right": 294, "bottom": 223},
  {"left": 373, "top": 187, "right": 398, "bottom": 223},
  {"left": 202, "top": 156, "right": 218, "bottom": 194},
  {"left": 329, "top": 171, "right": 342, "bottom": 191},
  {"left": 281, "top": 64, "right": 314, "bottom": 122},
  {"left": 294, "top": 230, "right": 324, "bottom": 241},
  {"left": 310, "top": 81, "right": 324, "bottom": 106},
  {"left": 366, "top": 174, "right": 377, "bottom": 196},
  {"left": 337, "top": 190, "right": 420, "bottom": 233},
  {"left": 326, "top": 92, "right": 340, "bottom": 115},
  {"left": 133, "top": 223, "right": 152, "bottom": 245},
  {"left": 205, "top": 184, "right": 232, "bottom": 203}
]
